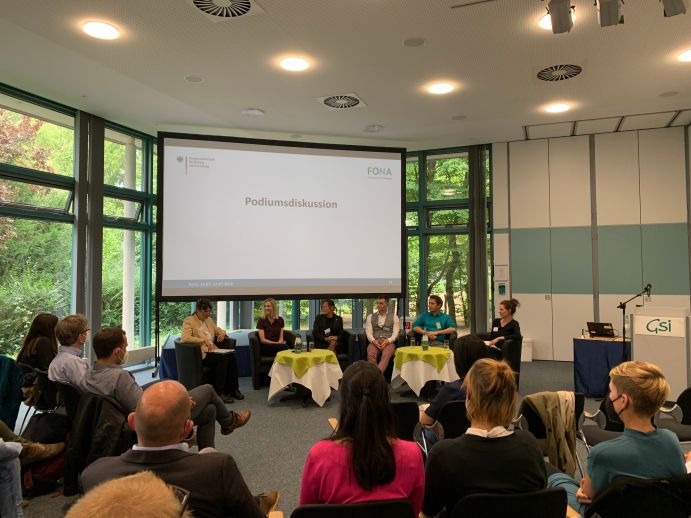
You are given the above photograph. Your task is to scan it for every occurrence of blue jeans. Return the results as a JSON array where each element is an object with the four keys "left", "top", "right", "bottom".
[
  {"left": 0, "top": 440, "right": 24, "bottom": 518},
  {"left": 547, "top": 472, "right": 587, "bottom": 516}
]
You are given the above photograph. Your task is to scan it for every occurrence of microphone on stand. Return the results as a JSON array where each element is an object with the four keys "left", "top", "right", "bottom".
[{"left": 645, "top": 283, "right": 652, "bottom": 297}]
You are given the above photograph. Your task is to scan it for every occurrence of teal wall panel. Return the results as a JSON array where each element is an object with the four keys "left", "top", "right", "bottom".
[
  {"left": 510, "top": 228, "right": 551, "bottom": 293},
  {"left": 550, "top": 227, "right": 593, "bottom": 294},
  {"left": 642, "top": 223, "right": 690, "bottom": 295},
  {"left": 597, "top": 225, "right": 643, "bottom": 294}
]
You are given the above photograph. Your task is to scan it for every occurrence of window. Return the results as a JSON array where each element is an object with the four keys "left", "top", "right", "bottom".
[
  {"left": 425, "top": 152, "right": 469, "bottom": 201},
  {"left": 405, "top": 211, "right": 418, "bottom": 228},
  {"left": 426, "top": 234, "right": 470, "bottom": 332},
  {"left": 428, "top": 208, "right": 468, "bottom": 229},
  {"left": 104, "top": 129, "right": 144, "bottom": 191},
  {"left": 406, "top": 158, "right": 419, "bottom": 203},
  {"left": 407, "top": 236, "right": 420, "bottom": 318}
]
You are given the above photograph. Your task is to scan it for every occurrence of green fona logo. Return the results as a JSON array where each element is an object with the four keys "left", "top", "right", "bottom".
[{"left": 368, "top": 167, "right": 392, "bottom": 176}]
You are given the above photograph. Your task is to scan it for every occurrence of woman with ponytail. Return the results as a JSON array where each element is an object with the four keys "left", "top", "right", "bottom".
[
  {"left": 421, "top": 359, "right": 546, "bottom": 518},
  {"left": 299, "top": 361, "right": 424, "bottom": 514}
]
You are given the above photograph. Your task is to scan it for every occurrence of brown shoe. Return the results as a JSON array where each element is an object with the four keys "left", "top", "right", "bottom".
[
  {"left": 221, "top": 410, "right": 251, "bottom": 434},
  {"left": 257, "top": 490, "right": 280, "bottom": 516},
  {"left": 19, "top": 441, "right": 65, "bottom": 466}
]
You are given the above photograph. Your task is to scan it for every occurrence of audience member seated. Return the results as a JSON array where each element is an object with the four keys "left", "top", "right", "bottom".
[
  {"left": 182, "top": 298, "right": 243, "bottom": 402},
  {"left": 257, "top": 298, "right": 290, "bottom": 358},
  {"left": 365, "top": 296, "right": 400, "bottom": 373},
  {"left": 80, "top": 380, "right": 279, "bottom": 518},
  {"left": 300, "top": 361, "right": 425, "bottom": 514},
  {"left": 0, "top": 439, "right": 23, "bottom": 518},
  {"left": 48, "top": 314, "right": 90, "bottom": 389},
  {"left": 0, "top": 418, "right": 64, "bottom": 466},
  {"left": 17, "top": 313, "right": 59, "bottom": 405},
  {"left": 412, "top": 295, "right": 456, "bottom": 346},
  {"left": 421, "top": 359, "right": 546, "bottom": 518},
  {"left": 419, "top": 334, "right": 492, "bottom": 430},
  {"left": 82, "top": 327, "right": 250, "bottom": 450},
  {"left": 312, "top": 299, "right": 345, "bottom": 353},
  {"left": 485, "top": 298, "right": 521, "bottom": 359},
  {"left": 547, "top": 360, "right": 687, "bottom": 515}
]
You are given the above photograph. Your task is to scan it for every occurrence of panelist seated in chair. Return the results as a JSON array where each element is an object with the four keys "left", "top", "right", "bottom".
[
  {"left": 547, "top": 360, "right": 687, "bottom": 515},
  {"left": 312, "top": 299, "right": 344, "bottom": 353},
  {"left": 365, "top": 296, "right": 400, "bottom": 373},
  {"left": 257, "top": 298, "right": 290, "bottom": 358},
  {"left": 421, "top": 359, "right": 547, "bottom": 518},
  {"left": 182, "top": 298, "right": 243, "bottom": 402},
  {"left": 485, "top": 298, "right": 521, "bottom": 358},
  {"left": 412, "top": 295, "right": 456, "bottom": 346},
  {"left": 82, "top": 327, "right": 251, "bottom": 451}
]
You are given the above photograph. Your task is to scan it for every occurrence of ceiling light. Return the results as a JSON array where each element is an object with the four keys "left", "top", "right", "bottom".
[
  {"left": 426, "top": 82, "right": 455, "bottom": 95},
  {"left": 678, "top": 49, "right": 691, "bottom": 62},
  {"left": 596, "top": 0, "right": 624, "bottom": 27},
  {"left": 538, "top": 9, "right": 575, "bottom": 30},
  {"left": 280, "top": 57, "right": 310, "bottom": 71},
  {"left": 364, "top": 124, "right": 384, "bottom": 133},
  {"left": 545, "top": 103, "right": 570, "bottom": 113},
  {"left": 82, "top": 21, "right": 120, "bottom": 40},
  {"left": 546, "top": 0, "right": 574, "bottom": 33},
  {"left": 662, "top": 0, "right": 687, "bottom": 17},
  {"left": 184, "top": 75, "right": 203, "bottom": 83},
  {"left": 403, "top": 37, "right": 425, "bottom": 47},
  {"left": 240, "top": 108, "right": 265, "bottom": 117}
]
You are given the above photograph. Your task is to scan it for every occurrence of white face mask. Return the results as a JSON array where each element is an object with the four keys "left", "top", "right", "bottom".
[{"left": 118, "top": 348, "right": 129, "bottom": 365}]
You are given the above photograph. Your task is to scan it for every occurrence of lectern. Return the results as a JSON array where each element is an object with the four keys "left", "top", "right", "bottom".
[{"left": 631, "top": 306, "right": 691, "bottom": 399}]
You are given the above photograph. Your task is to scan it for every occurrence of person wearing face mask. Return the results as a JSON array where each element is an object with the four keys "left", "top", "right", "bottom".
[
  {"left": 546, "top": 360, "right": 687, "bottom": 515},
  {"left": 82, "top": 328, "right": 250, "bottom": 450}
]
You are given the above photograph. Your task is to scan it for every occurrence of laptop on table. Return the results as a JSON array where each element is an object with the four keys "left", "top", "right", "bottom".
[{"left": 587, "top": 322, "right": 616, "bottom": 338}]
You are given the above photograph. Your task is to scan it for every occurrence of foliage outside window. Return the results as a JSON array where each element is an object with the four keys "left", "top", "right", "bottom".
[{"left": 425, "top": 153, "right": 469, "bottom": 201}]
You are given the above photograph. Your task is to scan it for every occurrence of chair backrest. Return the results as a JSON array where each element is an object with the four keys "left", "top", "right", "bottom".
[
  {"left": 675, "top": 387, "right": 691, "bottom": 424},
  {"left": 390, "top": 401, "right": 419, "bottom": 441},
  {"left": 174, "top": 339, "right": 203, "bottom": 391},
  {"left": 585, "top": 475, "right": 691, "bottom": 518},
  {"left": 56, "top": 382, "right": 83, "bottom": 423},
  {"left": 437, "top": 400, "right": 471, "bottom": 439},
  {"left": 450, "top": 487, "right": 567, "bottom": 518},
  {"left": 291, "top": 499, "right": 414, "bottom": 518},
  {"left": 34, "top": 368, "right": 60, "bottom": 410}
]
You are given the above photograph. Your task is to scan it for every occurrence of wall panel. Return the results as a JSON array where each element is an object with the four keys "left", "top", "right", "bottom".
[{"left": 509, "top": 140, "right": 550, "bottom": 229}]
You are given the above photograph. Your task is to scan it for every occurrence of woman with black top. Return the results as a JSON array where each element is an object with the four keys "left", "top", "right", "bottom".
[
  {"left": 17, "top": 313, "right": 59, "bottom": 405},
  {"left": 488, "top": 298, "right": 521, "bottom": 347},
  {"left": 257, "top": 298, "right": 290, "bottom": 357}
]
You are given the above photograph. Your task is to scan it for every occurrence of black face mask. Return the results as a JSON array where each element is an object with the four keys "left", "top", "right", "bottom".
[{"left": 603, "top": 395, "right": 625, "bottom": 431}]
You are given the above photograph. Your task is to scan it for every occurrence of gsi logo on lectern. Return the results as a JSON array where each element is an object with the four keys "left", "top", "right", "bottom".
[
  {"left": 635, "top": 317, "right": 686, "bottom": 338},
  {"left": 645, "top": 319, "right": 672, "bottom": 334}
]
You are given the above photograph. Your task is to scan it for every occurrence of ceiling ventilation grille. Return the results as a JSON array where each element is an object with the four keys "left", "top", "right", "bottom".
[
  {"left": 537, "top": 64, "right": 583, "bottom": 81},
  {"left": 188, "top": 0, "right": 264, "bottom": 21},
  {"left": 317, "top": 93, "right": 367, "bottom": 110}
]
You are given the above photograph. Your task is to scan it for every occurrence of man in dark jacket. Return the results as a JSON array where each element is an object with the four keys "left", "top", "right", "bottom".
[
  {"left": 79, "top": 380, "right": 278, "bottom": 518},
  {"left": 312, "top": 299, "right": 344, "bottom": 353}
]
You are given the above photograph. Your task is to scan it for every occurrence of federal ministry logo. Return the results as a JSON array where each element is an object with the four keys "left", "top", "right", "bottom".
[{"left": 176, "top": 156, "right": 184, "bottom": 163}]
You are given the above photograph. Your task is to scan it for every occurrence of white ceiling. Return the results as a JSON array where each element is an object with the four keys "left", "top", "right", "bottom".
[{"left": 1, "top": 0, "right": 690, "bottom": 150}]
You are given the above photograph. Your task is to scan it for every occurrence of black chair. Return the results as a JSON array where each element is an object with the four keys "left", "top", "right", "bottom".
[
  {"left": 477, "top": 333, "right": 522, "bottom": 388},
  {"left": 291, "top": 499, "right": 415, "bottom": 518},
  {"left": 437, "top": 400, "right": 471, "bottom": 439},
  {"left": 450, "top": 487, "right": 567, "bottom": 518},
  {"left": 16, "top": 366, "right": 61, "bottom": 434},
  {"left": 174, "top": 339, "right": 209, "bottom": 391},
  {"left": 657, "top": 387, "right": 691, "bottom": 443},
  {"left": 357, "top": 329, "right": 405, "bottom": 382},
  {"left": 55, "top": 382, "right": 83, "bottom": 424},
  {"left": 585, "top": 475, "right": 691, "bottom": 518},
  {"left": 390, "top": 401, "right": 419, "bottom": 441},
  {"left": 309, "top": 330, "right": 355, "bottom": 372},
  {"left": 248, "top": 330, "right": 297, "bottom": 390},
  {"left": 410, "top": 330, "right": 458, "bottom": 350}
]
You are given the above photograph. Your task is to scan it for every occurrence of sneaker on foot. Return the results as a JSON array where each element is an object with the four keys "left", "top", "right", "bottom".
[
  {"left": 220, "top": 393, "right": 235, "bottom": 404},
  {"left": 257, "top": 490, "right": 280, "bottom": 516},
  {"left": 221, "top": 410, "right": 251, "bottom": 434},
  {"left": 19, "top": 441, "right": 65, "bottom": 466}
]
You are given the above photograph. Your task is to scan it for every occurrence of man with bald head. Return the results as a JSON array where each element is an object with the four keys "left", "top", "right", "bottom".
[{"left": 80, "top": 381, "right": 278, "bottom": 518}]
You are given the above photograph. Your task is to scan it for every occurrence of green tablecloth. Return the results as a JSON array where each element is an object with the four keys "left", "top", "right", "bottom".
[
  {"left": 394, "top": 345, "right": 451, "bottom": 373},
  {"left": 274, "top": 349, "right": 338, "bottom": 378}
]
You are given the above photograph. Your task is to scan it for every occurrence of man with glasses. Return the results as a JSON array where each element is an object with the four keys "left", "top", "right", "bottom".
[
  {"left": 182, "top": 299, "right": 243, "bottom": 402},
  {"left": 48, "top": 314, "right": 90, "bottom": 389},
  {"left": 80, "top": 380, "right": 279, "bottom": 518}
]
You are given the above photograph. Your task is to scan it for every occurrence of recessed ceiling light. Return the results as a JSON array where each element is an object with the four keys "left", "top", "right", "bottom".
[
  {"left": 451, "top": 115, "right": 467, "bottom": 121},
  {"left": 184, "top": 75, "right": 204, "bottom": 83},
  {"left": 426, "top": 82, "right": 455, "bottom": 95},
  {"left": 403, "top": 37, "right": 425, "bottom": 47},
  {"left": 659, "top": 91, "right": 679, "bottom": 98},
  {"left": 280, "top": 57, "right": 310, "bottom": 71},
  {"left": 364, "top": 124, "right": 384, "bottom": 133},
  {"left": 538, "top": 11, "right": 575, "bottom": 31},
  {"left": 545, "top": 103, "right": 570, "bottom": 113},
  {"left": 241, "top": 108, "right": 265, "bottom": 117},
  {"left": 82, "top": 21, "right": 120, "bottom": 40},
  {"left": 678, "top": 49, "right": 691, "bottom": 62}
]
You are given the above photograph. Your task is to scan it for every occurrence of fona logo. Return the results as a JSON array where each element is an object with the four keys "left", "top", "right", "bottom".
[
  {"left": 646, "top": 318, "right": 672, "bottom": 334},
  {"left": 368, "top": 167, "right": 392, "bottom": 177}
]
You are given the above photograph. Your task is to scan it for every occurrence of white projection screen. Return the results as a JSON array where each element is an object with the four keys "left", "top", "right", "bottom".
[{"left": 157, "top": 133, "right": 405, "bottom": 301}]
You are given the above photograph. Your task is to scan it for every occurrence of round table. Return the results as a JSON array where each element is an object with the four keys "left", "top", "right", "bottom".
[
  {"left": 391, "top": 345, "right": 459, "bottom": 396},
  {"left": 268, "top": 349, "right": 343, "bottom": 406}
]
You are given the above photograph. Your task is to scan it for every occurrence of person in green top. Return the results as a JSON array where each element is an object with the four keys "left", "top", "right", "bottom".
[{"left": 412, "top": 295, "right": 456, "bottom": 345}]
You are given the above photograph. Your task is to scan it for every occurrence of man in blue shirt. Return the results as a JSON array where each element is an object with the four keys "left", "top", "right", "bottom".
[{"left": 412, "top": 295, "right": 456, "bottom": 345}]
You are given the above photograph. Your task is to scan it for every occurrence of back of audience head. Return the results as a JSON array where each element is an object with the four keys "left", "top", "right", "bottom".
[
  {"left": 92, "top": 327, "right": 127, "bottom": 361},
  {"left": 67, "top": 471, "right": 191, "bottom": 518},
  {"left": 463, "top": 358, "right": 517, "bottom": 427},
  {"left": 335, "top": 361, "right": 395, "bottom": 490},
  {"left": 454, "top": 334, "right": 493, "bottom": 379},
  {"left": 129, "top": 380, "right": 192, "bottom": 447},
  {"left": 21, "top": 312, "right": 58, "bottom": 356},
  {"left": 499, "top": 298, "right": 520, "bottom": 315},
  {"left": 609, "top": 360, "right": 669, "bottom": 418},
  {"left": 55, "top": 314, "right": 89, "bottom": 347}
]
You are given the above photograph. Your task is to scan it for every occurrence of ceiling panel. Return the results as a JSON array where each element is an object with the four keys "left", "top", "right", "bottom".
[
  {"left": 527, "top": 122, "right": 573, "bottom": 140},
  {"left": 670, "top": 110, "right": 691, "bottom": 127},
  {"left": 619, "top": 112, "right": 676, "bottom": 131},
  {"left": 574, "top": 117, "right": 620, "bottom": 135}
]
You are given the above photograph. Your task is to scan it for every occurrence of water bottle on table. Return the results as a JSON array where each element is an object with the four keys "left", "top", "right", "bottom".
[{"left": 295, "top": 335, "right": 303, "bottom": 353}]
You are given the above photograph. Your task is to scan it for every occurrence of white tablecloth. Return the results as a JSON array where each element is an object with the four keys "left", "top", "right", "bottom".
[
  {"left": 391, "top": 352, "right": 459, "bottom": 396},
  {"left": 268, "top": 359, "right": 343, "bottom": 407}
]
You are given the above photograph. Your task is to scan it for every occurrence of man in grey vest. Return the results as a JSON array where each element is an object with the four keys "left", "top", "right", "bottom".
[{"left": 365, "top": 296, "right": 401, "bottom": 373}]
